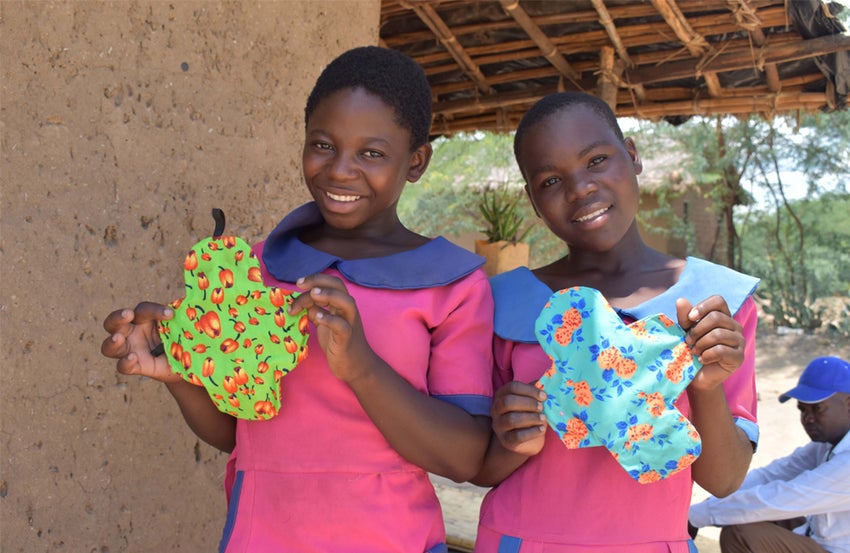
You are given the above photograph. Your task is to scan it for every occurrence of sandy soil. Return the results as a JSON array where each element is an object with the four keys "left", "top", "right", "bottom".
[{"left": 435, "top": 328, "right": 850, "bottom": 552}]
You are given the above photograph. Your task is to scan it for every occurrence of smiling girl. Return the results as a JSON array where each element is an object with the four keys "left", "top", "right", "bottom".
[
  {"left": 471, "top": 92, "right": 760, "bottom": 553},
  {"left": 102, "top": 46, "right": 494, "bottom": 552}
]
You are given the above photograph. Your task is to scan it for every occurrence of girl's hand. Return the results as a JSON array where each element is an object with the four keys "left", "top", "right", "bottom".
[
  {"left": 289, "top": 273, "right": 376, "bottom": 383},
  {"left": 491, "top": 381, "right": 548, "bottom": 457},
  {"left": 677, "top": 295, "right": 745, "bottom": 391},
  {"left": 101, "top": 302, "right": 182, "bottom": 383}
]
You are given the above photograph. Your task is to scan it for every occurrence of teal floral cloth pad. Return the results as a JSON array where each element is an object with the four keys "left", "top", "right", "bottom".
[{"left": 535, "top": 286, "right": 703, "bottom": 483}]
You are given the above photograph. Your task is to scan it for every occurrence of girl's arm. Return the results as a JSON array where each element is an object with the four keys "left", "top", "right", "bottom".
[
  {"left": 678, "top": 296, "right": 755, "bottom": 496},
  {"left": 289, "top": 274, "right": 490, "bottom": 482},
  {"left": 102, "top": 303, "right": 236, "bottom": 452},
  {"left": 471, "top": 380, "right": 547, "bottom": 487}
]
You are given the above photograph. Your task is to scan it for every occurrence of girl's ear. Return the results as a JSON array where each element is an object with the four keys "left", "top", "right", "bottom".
[
  {"left": 624, "top": 137, "right": 643, "bottom": 176},
  {"left": 406, "top": 143, "right": 433, "bottom": 183}
]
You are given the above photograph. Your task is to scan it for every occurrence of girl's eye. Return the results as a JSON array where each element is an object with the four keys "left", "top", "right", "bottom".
[
  {"left": 363, "top": 150, "right": 384, "bottom": 159},
  {"left": 541, "top": 176, "right": 560, "bottom": 188},
  {"left": 588, "top": 155, "right": 606, "bottom": 167},
  {"left": 315, "top": 142, "right": 333, "bottom": 151}
]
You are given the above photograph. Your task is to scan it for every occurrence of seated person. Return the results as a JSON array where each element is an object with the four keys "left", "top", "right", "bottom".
[{"left": 689, "top": 356, "right": 850, "bottom": 553}]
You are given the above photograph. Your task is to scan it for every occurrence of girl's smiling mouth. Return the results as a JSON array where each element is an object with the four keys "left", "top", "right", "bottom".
[
  {"left": 573, "top": 206, "right": 610, "bottom": 223},
  {"left": 326, "top": 191, "right": 361, "bottom": 202}
]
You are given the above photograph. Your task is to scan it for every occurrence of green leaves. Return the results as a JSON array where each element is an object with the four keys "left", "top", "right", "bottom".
[{"left": 478, "top": 185, "right": 532, "bottom": 243}]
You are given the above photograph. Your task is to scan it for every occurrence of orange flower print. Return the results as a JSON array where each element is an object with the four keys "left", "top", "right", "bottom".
[
  {"left": 676, "top": 453, "right": 697, "bottom": 471},
  {"left": 569, "top": 380, "right": 593, "bottom": 407},
  {"left": 554, "top": 307, "right": 582, "bottom": 345},
  {"left": 639, "top": 391, "right": 665, "bottom": 417},
  {"left": 563, "top": 307, "right": 582, "bottom": 328},
  {"left": 597, "top": 346, "right": 620, "bottom": 370},
  {"left": 613, "top": 357, "right": 637, "bottom": 379},
  {"left": 658, "top": 314, "right": 675, "bottom": 327},
  {"left": 638, "top": 470, "right": 662, "bottom": 484},
  {"left": 674, "top": 341, "right": 693, "bottom": 362},
  {"left": 665, "top": 363, "right": 684, "bottom": 384},
  {"left": 561, "top": 417, "right": 588, "bottom": 449},
  {"left": 554, "top": 326, "right": 574, "bottom": 346},
  {"left": 664, "top": 344, "right": 692, "bottom": 384},
  {"left": 629, "top": 321, "right": 648, "bottom": 338},
  {"left": 627, "top": 423, "right": 654, "bottom": 443}
]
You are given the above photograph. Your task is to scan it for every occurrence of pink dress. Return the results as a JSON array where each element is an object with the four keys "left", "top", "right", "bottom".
[
  {"left": 475, "top": 261, "right": 759, "bottom": 553},
  {"left": 219, "top": 203, "right": 494, "bottom": 553}
]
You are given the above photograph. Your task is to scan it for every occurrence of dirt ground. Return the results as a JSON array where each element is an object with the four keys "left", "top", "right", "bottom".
[{"left": 435, "top": 328, "right": 850, "bottom": 552}]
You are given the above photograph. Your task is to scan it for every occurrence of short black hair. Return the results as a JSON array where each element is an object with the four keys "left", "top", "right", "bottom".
[
  {"left": 304, "top": 46, "right": 432, "bottom": 151},
  {"left": 514, "top": 92, "right": 624, "bottom": 159}
]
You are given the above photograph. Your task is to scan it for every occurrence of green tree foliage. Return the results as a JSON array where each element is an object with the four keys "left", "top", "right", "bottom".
[
  {"left": 740, "top": 192, "right": 850, "bottom": 332},
  {"left": 631, "top": 110, "right": 850, "bottom": 333}
]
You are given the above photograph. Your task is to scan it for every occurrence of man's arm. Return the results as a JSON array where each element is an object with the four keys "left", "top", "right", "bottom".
[{"left": 690, "top": 442, "right": 848, "bottom": 527}]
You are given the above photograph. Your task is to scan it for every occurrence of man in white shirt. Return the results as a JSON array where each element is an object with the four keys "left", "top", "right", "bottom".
[{"left": 689, "top": 356, "right": 850, "bottom": 553}]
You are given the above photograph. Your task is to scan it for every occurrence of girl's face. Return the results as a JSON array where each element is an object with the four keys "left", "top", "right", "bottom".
[
  {"left": 302, "top": 87, "right": 431, "bottom": 234},
  {"left": 518, "top": 107, "right": 643, "bottom": 254}
]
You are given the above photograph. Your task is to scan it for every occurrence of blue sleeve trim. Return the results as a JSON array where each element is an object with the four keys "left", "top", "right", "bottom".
[
  {"left": 735, "top": 416, "right": 760, "bottom": 450},
  {"left": 498, "top": 535, "right": 523, "bottom": 553},
  {"left": 433, "top": 394, "right": 492, "bottom": 416}
]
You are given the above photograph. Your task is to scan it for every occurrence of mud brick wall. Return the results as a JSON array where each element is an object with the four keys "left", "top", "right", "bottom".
[{"left": 0, "top": 2, "right": 378, "bottom": 550}]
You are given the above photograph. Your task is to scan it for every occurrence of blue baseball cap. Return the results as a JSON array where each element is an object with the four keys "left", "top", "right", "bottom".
[{"left": 779, "top": 356, "right": 850, "bottom": 403}]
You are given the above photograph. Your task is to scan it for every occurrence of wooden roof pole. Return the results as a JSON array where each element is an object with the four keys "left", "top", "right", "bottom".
[
  {"left": 598, "top": 46, "right": 618, "bottom": 109},
  {"left": 499, "top": 0, "right": 583, "bottom": 87},
  {"left": 630, "top": 33, "right": 850, "bottom": 85},
  {"left": 399, "top": 1, "right": 494, "bottom": 95},
  {"left": 726, "top": 0, "right": 781, "bottom": 92},
  {"left": 590, "top": 0, "right": 634, "bottom": 67},
  {"left": 650, "top": 0, "right": 723, "bottom": 97},
  {"left": 589, "top": 0, "right": 647, "bottom": 110}
]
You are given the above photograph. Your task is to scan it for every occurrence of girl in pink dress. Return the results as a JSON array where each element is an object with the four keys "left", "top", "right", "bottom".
[
  {"left": 101, "top": 46, "right": 494, "bottom": 552},
  {"left": 472, "top": 92, "right": 759, "bottom": 553}
]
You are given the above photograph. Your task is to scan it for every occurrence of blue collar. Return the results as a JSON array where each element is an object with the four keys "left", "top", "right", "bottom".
[
  {"left": 492, "top": 258, "right": 759, "bottom": 342},
  {"left": 260, "top": 202, "right": 485, "bottom": 289}
]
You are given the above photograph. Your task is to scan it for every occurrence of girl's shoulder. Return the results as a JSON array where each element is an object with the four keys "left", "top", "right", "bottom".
[
  {"left": 617, "top": 257, "right": 760, "bottom": 321},
  {"left": 491, "top": 267, "right": 552, "bottom": 342}
]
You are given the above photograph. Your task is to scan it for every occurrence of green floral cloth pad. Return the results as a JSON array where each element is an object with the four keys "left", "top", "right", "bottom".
[
  {"left": 157, "top": 210, "right": 309, "bottom": 420},
  {"left": 535, "top": 286, "right": 702, "bottom": 483}
]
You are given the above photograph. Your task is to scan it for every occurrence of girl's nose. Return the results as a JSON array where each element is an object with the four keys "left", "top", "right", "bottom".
[
  {"left": 327, "top": 153, "right": 358, "bottom": 181},
  {"left": 564, "top": 173, "right": 598, "bottom": 203}
]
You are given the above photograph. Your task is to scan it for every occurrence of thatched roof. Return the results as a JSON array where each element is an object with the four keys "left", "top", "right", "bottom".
[{"left": 380, "top": 0, "right": 850, "bottom": 137}]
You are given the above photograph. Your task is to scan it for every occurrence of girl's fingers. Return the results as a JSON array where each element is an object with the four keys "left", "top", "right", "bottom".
[
  {"left": 290, "top": 274, "right": 350, "bottom": 314},
  {"left": 101, "top": 329, "right": 130, "bottom": 359},
  {"left": 309, "top": 305, "right": 352, "bottom": 335},
  {"left": 102, "top": 308, "right": 135, "bottom": 334},
  {"left": 131, "top": 301, "right": 173, "bottom": 323}
]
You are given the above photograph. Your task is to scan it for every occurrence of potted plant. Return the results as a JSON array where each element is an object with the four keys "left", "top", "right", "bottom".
[{"left": 475, "top": 185, "right": 532, "bottom": 277}]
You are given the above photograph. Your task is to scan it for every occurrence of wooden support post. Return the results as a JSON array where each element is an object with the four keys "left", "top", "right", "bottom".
[{"left": 598, "top": 46, "right": 618, "bottom": 110}]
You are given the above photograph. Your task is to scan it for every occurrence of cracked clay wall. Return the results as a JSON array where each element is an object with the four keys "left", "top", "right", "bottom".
[{"left": 0, "top": 1, "right": 379, "bottom": 550}]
